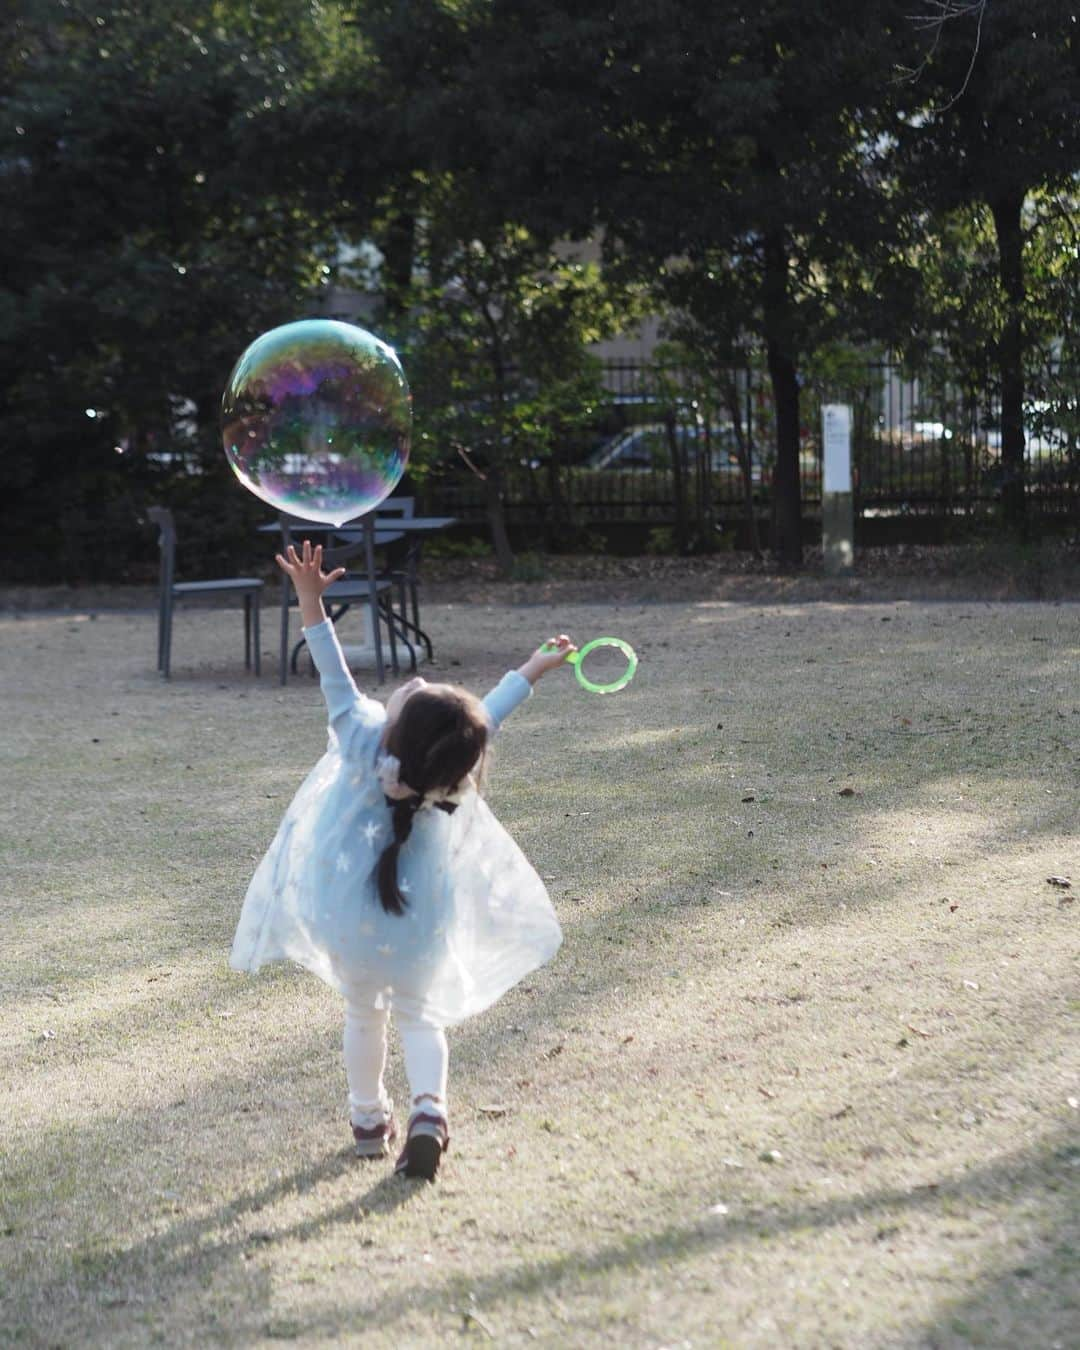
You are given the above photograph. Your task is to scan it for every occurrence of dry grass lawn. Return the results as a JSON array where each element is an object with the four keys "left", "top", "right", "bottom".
[{"left": 1, "top": 587, "right": 1078, "bottom": 1348}]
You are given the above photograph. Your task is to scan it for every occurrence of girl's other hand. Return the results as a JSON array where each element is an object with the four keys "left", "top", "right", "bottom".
[{"left": 518, "top": 634, "right": 577, "bottom": 685}]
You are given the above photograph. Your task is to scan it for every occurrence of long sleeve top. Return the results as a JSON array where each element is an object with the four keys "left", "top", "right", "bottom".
[{"left": 230, "top": 621, "right": 561, "bottom": 1026}]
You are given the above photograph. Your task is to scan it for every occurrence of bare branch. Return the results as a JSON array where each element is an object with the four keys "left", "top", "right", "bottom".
[
  {"left": 452, "top": 441, "right": 488, "bottom": 481},
  {"left": 898, "top": 0, "right": 987, "bottom": 114}
]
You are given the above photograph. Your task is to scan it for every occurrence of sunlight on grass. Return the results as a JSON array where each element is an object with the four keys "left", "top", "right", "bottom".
[{"left": 1, "top": 600, "right": 1077, "bottom": 1347}]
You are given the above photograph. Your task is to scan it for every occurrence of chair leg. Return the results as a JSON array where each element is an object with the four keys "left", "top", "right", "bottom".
[
  {"left": 362, "top": 518, "right": 385, "bottom": 685},
  {"left": 244, "top": 594, "right": 252, "bottom": 670},
  {"left": 384, "top": 597, "right": 400, "bottom": 675},
  {"left": 280, "top": 576, "right": 290, "bottom": 686},
  {"left": 252, "top": 591, "right": 261, "bottom": 676},
  {"left": 162, "top": 592, "right": 173, "bottom": 679}
]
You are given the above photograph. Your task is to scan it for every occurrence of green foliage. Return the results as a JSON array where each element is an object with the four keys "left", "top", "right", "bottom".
[
  {"left": 508, "top": 550, "right": 548, "bottom": 582},
  {"left": 0, "top": 0, "right": 361, "bottom": 579},
  {"left": 644, "top": 526, "right": 676, "bottom": 555},
  {"left": 1, "top": 0, "right": 1078, "bottom": 579}
]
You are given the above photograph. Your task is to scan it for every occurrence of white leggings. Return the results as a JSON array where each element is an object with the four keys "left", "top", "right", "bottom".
[{"left": 343, "top": 1000, "right": 448, "bottom": 1130}]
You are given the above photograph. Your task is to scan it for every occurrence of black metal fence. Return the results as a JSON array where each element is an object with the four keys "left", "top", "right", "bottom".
[{"left": 420, "top": 358, "right": 1080, "bottom": 535}]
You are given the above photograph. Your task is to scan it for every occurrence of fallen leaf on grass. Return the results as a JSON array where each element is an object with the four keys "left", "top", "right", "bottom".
[
  {"left": 757, "top": 1085, "right": 777, "bottom": 1100},
  {"left": 461, "top": 1310, "right": 495, "bottom": 1339},
  {"left": 906, "top": 1023, "right": 933, "bottom": 1039},
  {"left": 838, "top": 787, "right": 856, "bottom": 797},
  {"left": 477, "top": 1104, "right": 509, "bottom": 1117},
  {"left": 830, "top": 1104, "right": 854, "bottom": 1120},
  {"left": 542, "top": 1043, "right": 565, "bottom": 1060},
  {"left": 1047, "top": 876, "right": 1072, "bottom": 889},
  {"left": 620, "top": 1034, "right": 634, "bottom": 1045}
]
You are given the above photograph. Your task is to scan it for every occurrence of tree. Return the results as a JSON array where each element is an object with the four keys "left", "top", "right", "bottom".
[
  {"left": 0, "top": 0, "right": 347, "bottom": 578},
  {"left": 893, "top": 0, "right": 1080, "bottom": 530},
  {"left": 423, "top": 0, "right": 909, "bottom": 568},
  {"left": 402, "top": 183, "right": 624, "bottom": 572}
]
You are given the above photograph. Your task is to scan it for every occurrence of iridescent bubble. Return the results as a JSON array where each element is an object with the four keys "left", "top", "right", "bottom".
[{"left": 221, "top": 319, "right": 411, "bottom": 525}]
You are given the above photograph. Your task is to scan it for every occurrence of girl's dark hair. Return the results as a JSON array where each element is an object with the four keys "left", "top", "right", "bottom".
[{"left": 375, "top": 686, "right": 489, "bottom": 915}]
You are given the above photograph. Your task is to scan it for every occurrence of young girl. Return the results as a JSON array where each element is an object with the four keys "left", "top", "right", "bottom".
[{"left": 230, "top": 540, "right": 570, "bottom": 1180}]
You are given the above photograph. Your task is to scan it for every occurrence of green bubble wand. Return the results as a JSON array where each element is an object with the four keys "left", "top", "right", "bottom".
[{"left": 543, "top": 636, "right": 638, "bottom": 695}]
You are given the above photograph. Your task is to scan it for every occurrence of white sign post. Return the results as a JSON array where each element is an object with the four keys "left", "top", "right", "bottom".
[{"left": 822, "top": 403, "right": 854, "bottom": 575}]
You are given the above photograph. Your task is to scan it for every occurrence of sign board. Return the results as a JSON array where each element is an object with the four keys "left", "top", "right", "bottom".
[{"left": 822, "top": 404, "right": 852, "bottom": 494}]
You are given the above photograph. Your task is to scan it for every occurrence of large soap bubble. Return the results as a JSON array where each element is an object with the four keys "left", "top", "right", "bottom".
[{"left": 221, "top": 319, "right": 411, "bottom": 525}]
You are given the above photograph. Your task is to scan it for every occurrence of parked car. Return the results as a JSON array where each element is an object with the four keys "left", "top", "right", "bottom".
[{"left": 585, "top": 422, "right": 765, "bottom": 483}]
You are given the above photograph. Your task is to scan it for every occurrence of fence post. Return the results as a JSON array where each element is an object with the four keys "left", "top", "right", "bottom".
[{"left": 822, "top": 403, "right": 854, "bottom": 575}]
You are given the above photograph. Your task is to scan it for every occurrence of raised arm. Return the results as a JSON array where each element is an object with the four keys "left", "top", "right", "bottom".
[
  {"left": 482, "top": 634, "right": 576, "bottom": 730},
  {"left": 276, "top": 540, "right": 383, "bottom": 739}
]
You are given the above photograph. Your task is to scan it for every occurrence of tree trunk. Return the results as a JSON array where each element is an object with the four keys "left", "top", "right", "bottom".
[
  {"left": 544, "top": 448, "right": 572, "bottom": 545},
  {"left": 761, "top": 229, "right": 802, "bottom": 569},
  {"left": 380, "top": 202, "right": 416, "bottom": 325},
  {"left": 988, "top": 189, "right": 1027, "bottom": 531},
  {"left": 483, "top": 465, "right": 515, "bottom": 576},
  {"left": 722, "top": 372, "right": 762, "bottom": 558}
]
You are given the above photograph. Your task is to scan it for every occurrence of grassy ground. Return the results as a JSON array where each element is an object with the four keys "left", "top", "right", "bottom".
[{"left": 1, "top": 590, "right": 1077, "bottom": 1348}]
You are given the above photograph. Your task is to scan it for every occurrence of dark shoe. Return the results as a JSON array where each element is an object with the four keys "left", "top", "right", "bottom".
[
  {"left": 394, "top": 1111, "right": 450, "bottom": 1181},
  {"left": 352, "top": 1113, "right": 397, "bottom": 1159}
]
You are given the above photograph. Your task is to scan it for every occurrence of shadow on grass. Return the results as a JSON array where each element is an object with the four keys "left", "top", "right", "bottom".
[
  {"left": 13, "top": 1123, "right": 1073, "bottom": 1345},
  {"left": 4, "top": 603, "right": 1078, "bottom": 1341},
  {"left": 291, "top": 1131, "right": 1080, "bottom": 1343}
]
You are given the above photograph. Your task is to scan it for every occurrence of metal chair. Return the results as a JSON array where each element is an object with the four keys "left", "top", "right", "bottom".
[
  {"left": 375, "top": 497, "right": 426, "bottom": 653},
  {"left": 147, "top": 506, "right": 263, "bottom": 679},
  {"left": 332, "top": 498, "right": 433, "bottom": 668},
  {"left": 275, "top": 515, "right": 398, "bottom": 685}
]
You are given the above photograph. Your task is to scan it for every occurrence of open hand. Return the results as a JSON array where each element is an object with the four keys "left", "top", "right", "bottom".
[{"left": 275, "top": 540, "right": 346, "bottom": 600}]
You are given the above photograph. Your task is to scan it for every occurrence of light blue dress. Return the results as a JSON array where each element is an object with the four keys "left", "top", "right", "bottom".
[{"left": 229, "top": 620, "right": 563, "bottom": 1027}]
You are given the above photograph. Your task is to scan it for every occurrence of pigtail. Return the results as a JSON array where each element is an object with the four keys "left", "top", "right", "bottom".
[
  {"left": 376, "top": 797, "right": 420, "bottom": 915},
  {"left": 372, "top": 683, "right": 490, "bottom": 917}
]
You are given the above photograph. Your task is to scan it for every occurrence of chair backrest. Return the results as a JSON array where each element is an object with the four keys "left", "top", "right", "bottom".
[
  {"left": 376, "top": 496, "right": 415, "bottom": 518},
  {"left": 147, "top": 506, "right": 177, "bottom": 594}
]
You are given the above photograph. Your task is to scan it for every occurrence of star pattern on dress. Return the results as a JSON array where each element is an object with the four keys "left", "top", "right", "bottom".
[
  {"left": 335, "top": 852, "right": 352, "bottom": 874},
  {"left": 399, "top": 877, "right": 411, "bottom": 894},
  {"left": 363, "top": 821, "right": 383, "bottom": 845},
  {"left": 376, "top": 943, "right": 395, "bottom": 957}
]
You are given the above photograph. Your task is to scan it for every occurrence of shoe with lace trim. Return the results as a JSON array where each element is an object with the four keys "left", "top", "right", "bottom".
[{"left": 351, "top": 1112, "right": 398, "bottom": 1159}]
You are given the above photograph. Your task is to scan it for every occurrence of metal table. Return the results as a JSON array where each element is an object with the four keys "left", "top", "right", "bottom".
[
  {"left": 258, "top": 513, "right": 456, "bottom": 683},
  {"left": 332, "top": 516, "right": 456, "bottom": 664}
]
